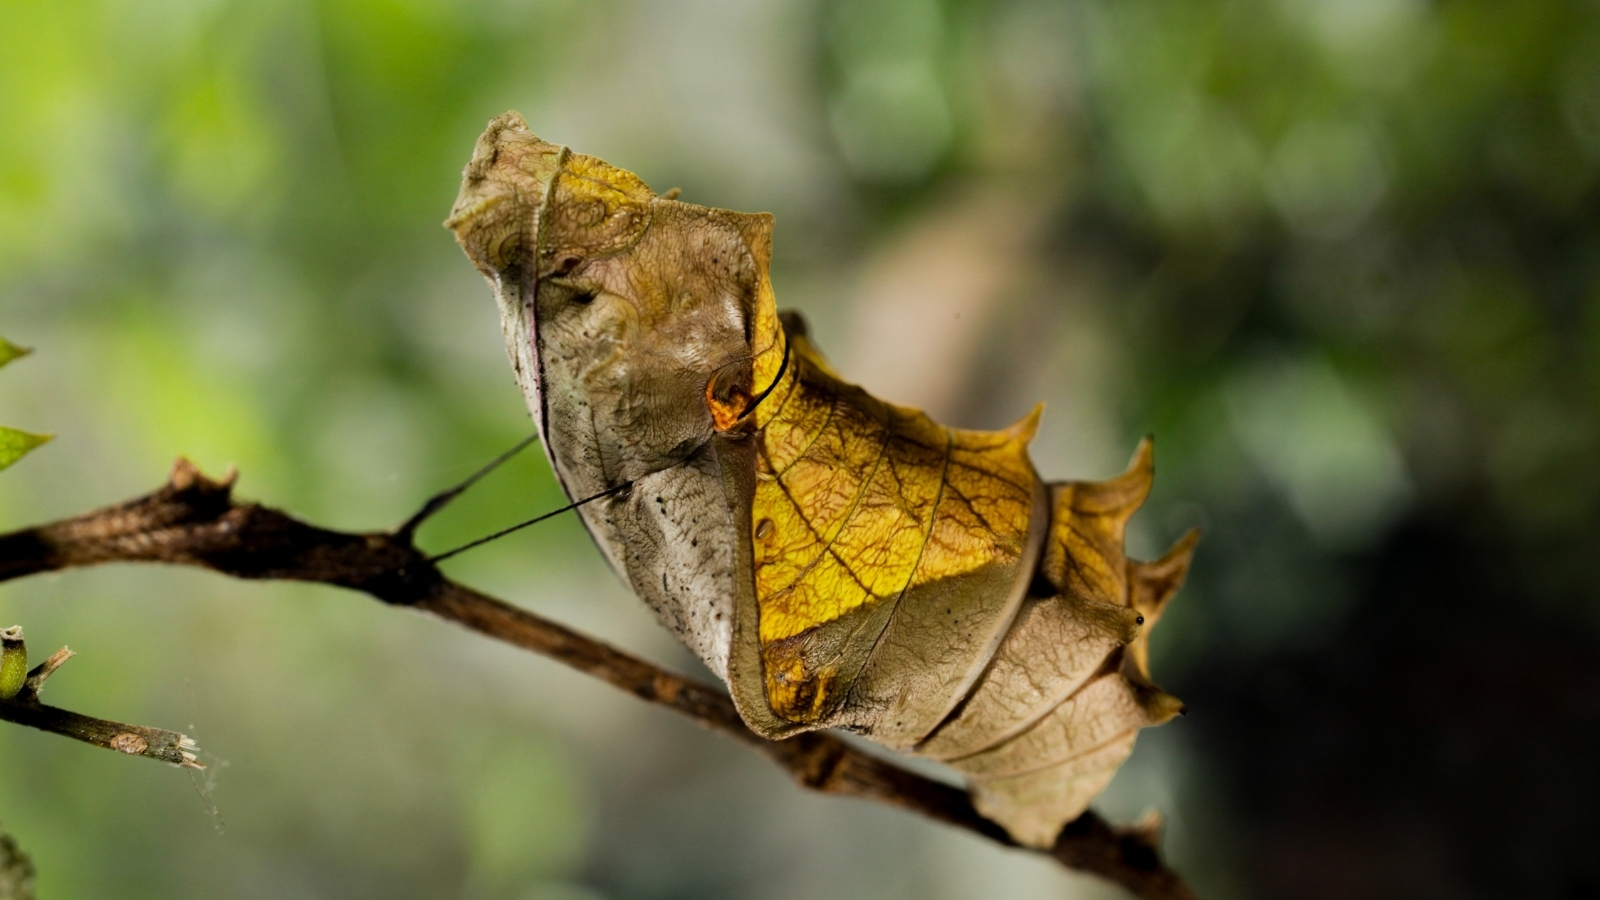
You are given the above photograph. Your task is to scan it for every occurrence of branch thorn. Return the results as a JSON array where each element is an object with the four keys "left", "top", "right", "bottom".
[{"left": 23, "top": 647, "right": 74, "bottom": 700}]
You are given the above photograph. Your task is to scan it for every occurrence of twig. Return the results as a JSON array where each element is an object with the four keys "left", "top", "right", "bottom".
[
  {"left": 0, "top": 633, "right": 203, "bottom": 768},
  {"left": 22, "top": 646, "right": 73, "bottom": 697},
  {"left": 0, "top": 459, "right": 1196, "bottom": 900},
  {"left": 0, "top": 700, "right": 203, "bottom": 768}
]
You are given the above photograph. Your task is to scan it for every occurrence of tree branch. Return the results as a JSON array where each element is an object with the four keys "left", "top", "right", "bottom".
[{"left": 0, "top": 459, "right": 1196, "bottom": 900}]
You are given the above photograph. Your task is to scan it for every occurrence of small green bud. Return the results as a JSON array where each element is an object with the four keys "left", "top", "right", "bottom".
[{"left": 0, "top": 626, "right": 25, "bottom": 701}]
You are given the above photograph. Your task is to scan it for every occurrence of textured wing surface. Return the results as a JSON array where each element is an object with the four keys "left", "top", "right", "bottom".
[
  {"left": 750, "top": 329, "right": 1042, "bottom": 738},
  {"left": 450, "top": 116, "right": 1200, "bottom": 851},
  {"left": 913, "top": 441, "right": 1197, "bottom": 847}
]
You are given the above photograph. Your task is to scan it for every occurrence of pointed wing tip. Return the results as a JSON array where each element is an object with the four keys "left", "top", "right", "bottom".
[
  {"left": 1126, "top": 527, "right": 1200, "bottom": 634},
  {"left": 1127, "top": 435, "right": 1154, "bottom": 477},
  {"left": 1107, "top": 435, "right": 1155, "bottom": 501},
  {"left": 1069, "top": 436, "right": 1155, "bottom": 520},
  {"left": 1006, "top": 403, "right": 1044, "bottom": 446},
  {"left": 1148, "top": 528, "right": 1201, "bottom": 579},
  {"left": 1123, "top": 809, "right": 1166, "bottom": 850},
  {"left": 1145, "top": 688, "right": 1186, "bottom": 724}
]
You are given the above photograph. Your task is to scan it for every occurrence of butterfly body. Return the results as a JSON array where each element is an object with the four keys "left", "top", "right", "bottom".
[{"left": 448, "top": 113, "right": 1196, "bottom": 848}]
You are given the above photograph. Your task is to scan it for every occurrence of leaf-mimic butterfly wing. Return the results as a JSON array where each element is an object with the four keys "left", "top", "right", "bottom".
[{"left": 448, "top": 113, "right": 1198, "bottom": 849}]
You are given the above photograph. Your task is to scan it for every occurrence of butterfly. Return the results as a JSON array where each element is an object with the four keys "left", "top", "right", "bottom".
[{"left": 446, "top": 113, "right": 1197, "bottom": 848}]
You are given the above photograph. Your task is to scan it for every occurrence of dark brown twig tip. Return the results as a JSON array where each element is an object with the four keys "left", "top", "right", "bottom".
[
  {"left": 168, "top": 457, "right": 201, "bottom": 490},
  {"left": 166, "top": 457, "right": 236, "bottom": 496},
  {"left": 1123, "top": 809, "right": 1166, "bottom": 853}
]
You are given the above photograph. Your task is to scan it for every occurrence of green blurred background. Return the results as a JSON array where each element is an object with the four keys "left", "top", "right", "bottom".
[{"left": 2, "top": 0, "right": 1598, "bottom": 897}]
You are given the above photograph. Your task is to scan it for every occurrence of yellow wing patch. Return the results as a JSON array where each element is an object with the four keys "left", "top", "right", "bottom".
[{"left": 750, "top": 331, "right": 1039, "bottom": 721}]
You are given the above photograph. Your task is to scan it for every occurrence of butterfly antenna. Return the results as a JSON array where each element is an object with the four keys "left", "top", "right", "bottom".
[
  {"left": 739, "top": 330, "right": 790, "bottom": 420},
  {"left": 397, "top": 432, "right": 540, "bottom": 539},
  {"left": 427, "top": 479, "right": 633, "bottom": 564}
]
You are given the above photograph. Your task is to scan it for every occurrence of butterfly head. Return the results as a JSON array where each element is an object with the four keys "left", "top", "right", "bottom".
[{"left": 448, "top": 113, "right": 778, "bottom": 486}]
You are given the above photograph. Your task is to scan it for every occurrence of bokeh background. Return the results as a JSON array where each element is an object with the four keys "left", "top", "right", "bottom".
[{"left": 2, "top": 0, "right": 1598, "bottom": 897}]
